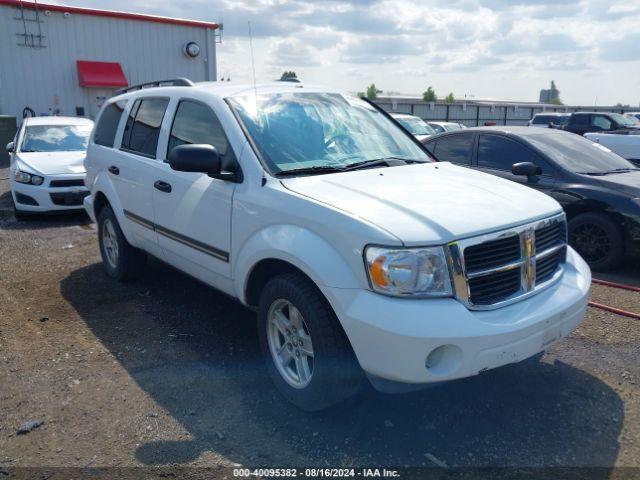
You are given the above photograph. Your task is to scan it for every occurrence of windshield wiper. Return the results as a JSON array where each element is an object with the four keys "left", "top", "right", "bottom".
[
  {"left": 276, "top": 165, "right": 347, "bottom": 177},
  {"left": 578, "top": 168, "right": 640, "bottom": 176},
  {"left": 342, "top": 157, "right": 420, "bottom": 171}
]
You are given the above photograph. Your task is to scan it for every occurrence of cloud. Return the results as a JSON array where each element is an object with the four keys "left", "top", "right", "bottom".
[
  {"left": 268, "top": 38, "right": 324, "bottom": 67},
  {"left": 598, "top": 33, "right": 640, "bottom": 62},
  {"left": 340, "top": 35, "right": 425, "bottom": 64}
]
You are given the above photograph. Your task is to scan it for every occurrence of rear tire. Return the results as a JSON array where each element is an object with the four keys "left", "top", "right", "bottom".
[
  {"left": 257, "top": 273, "right": 363, "bottom": 411},
  {"left": 97, "top": 205, "right": 147, "bottom": 281},
  {"left": 568, "top": 212, "right": 624, "bottom": 271}
]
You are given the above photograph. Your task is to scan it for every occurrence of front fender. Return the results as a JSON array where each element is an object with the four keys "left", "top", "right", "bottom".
[{"left": 234, "top": 224, "right": 364, "bottom": 304}]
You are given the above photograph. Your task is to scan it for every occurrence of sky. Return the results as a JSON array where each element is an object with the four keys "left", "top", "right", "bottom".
[{"left": 54, "top": 0, "right": 640, "bottom": 106}]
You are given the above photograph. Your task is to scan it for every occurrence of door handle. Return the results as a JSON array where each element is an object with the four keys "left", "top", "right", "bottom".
[
  {"left": 154, "top": 180, "right": 172, "bottom": 193},
  {"left": 108, "top": 165, "right": 120, "bottom": 175}
]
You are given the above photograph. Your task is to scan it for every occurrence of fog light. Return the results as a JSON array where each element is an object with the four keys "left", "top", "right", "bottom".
[{"left": 425, "top": 344, "right": 463, "bottom": 376}]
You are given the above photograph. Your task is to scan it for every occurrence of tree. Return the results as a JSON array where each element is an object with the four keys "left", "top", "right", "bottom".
[
  {"left": 422, "top": 86, "right": 437, "bottom": 102},
  {"left": 549, "top": 98, "right": 563, "bottom": 105},
  {"left": 279, "top": 71, "right": 299, "bottom": 82},
  {"left": 444, "top": 92, "right": 455, "bottom": 104},
  {"left": 366, "top": 83, "right": 382, "bottom": 100}
]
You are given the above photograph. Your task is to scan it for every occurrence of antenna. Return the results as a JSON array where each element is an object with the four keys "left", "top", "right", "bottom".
[{"left": 248, "top": 21, "right": 258, "bottom": 106}]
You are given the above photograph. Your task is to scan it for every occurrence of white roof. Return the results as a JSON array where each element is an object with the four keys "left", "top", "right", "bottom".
[
  {"left": 113, "top": 81, "right": 345, "bottom": 102},
  {"left": 389, "top": 113, "right": 421, "bottom": 120},
  {"left": 24, "top": 116, "right": 94, "bottom": 126}
]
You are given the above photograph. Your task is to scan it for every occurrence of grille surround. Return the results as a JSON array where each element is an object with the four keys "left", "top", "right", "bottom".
[{"left": 447, "top": 213, "right": 567, "bottom": 310}]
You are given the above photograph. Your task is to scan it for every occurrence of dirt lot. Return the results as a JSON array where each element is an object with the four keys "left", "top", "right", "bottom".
[{"left": 1, "top": 165, "right": 639, "bottom": 475}]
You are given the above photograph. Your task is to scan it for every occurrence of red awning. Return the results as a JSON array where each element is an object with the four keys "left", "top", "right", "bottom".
[{"left": 77, "top": 61, "right": 128, "bottom": 88}]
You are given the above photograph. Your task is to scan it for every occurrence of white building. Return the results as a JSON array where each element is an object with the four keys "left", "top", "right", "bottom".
[{"left": 0, "top": 0, "right": 219, "bottom": 119}]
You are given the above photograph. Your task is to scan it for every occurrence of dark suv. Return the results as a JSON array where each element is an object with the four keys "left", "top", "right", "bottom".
[
  {"left": 423, "top": 127, "right": 640, "bottom": 270},
  {"left": 564, "top": 111, "right": 640, "bottom": 136}
]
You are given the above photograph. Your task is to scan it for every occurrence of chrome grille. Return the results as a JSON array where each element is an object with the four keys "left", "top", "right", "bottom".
[
  {"left": 447, "top": 213, "right": 567, "bottom": 310},
  {"left": 464, "top": 235, "right": 520, "bottom": 272}
]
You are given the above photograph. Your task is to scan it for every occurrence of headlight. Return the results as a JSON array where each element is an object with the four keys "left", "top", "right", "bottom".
[
  {"left": 14, "top": 170, "right": 44, "bottom": 185},
  {"left": 365, "top": 246, "right": 453, "bottom": 297}
]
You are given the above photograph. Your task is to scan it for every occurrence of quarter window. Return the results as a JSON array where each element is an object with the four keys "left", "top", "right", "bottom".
[
  {"left": 432, "top": 134, "right": 474, "bottom": 165},
  {"left": 121, "top": 98, "right": 169, "bottom": 158},
  {"left": 94, "top": 100, "right": 127, "bottom": 147},
  {"left": 478, "top": 135, "right": 550, "bottom": 174},
  {"left": 167, "top": 100, "right": 231, "bottom": 160}
]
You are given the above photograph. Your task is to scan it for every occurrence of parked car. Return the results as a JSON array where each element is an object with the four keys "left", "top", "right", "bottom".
[
  {"left": 584, "top": 131, "right": 640, "bottom": 167},
  {"left": 624, "top": 112, "right": 640, "bottom": 123},
  {"left": 84, "top": 80, "right": 590, "bottom": 410},
  {"left": 563, "top": 111, "right": 640, "bottom": 136},
  {"left": 423, "top": 127, "right": 640, "bottom": 270},
  {"left": 427, "top": 121, "right": 466, "bottom": 133},
  {"left": 6, "top": 116, "right": 94, "bottom": 219},
  {"left": 389, "top": 113, "right": 436, "bottom": 141},
  {"left": 528, "top": 112, "right": 570, "bottom": 128}
]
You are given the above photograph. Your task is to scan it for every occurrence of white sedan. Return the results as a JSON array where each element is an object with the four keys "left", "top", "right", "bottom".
[
  {"left": 7, "top": 116, "right": 93, "bottom": 219},
  {"left": 427, "top": 121, "right": 467, "bottom": 133}
]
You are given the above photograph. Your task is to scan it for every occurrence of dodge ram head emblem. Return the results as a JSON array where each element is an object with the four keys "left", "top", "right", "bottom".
[{"left": 521, "top": 228, "right": 536, "bottom": 292}]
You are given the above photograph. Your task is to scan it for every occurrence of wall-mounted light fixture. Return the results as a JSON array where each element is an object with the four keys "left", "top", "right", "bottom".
[{"left": 183, "top": 41, "right": 200, "bottom": 58}]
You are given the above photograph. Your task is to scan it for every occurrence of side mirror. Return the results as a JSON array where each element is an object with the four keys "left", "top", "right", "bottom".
[
  {"left": 512, "top": 162, "right": 542, "bottom": 180},
  {"left": 168, "top": 143, "right": 223, "bottom": 176},
  {"left": 6, "top": 141, "right": 14, "bottom": 153}
]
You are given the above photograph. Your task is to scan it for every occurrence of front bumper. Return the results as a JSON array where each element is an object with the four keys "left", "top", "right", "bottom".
[
  {"left": 325, "top": 247, "right": 591, "bottom": 385},
  {"left": 10, "top": 174, "right": 89, "bottom": 213}
]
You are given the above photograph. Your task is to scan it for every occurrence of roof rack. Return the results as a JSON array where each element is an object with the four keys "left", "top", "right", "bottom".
[{"left": 116, "top": 78, "right": 194, "bottom": 95}]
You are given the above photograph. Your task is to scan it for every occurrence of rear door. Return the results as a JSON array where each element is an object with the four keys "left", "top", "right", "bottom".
[
  {"left": 475, "top": 133, "right": 556, "bottom": 194},
  {"left": 111, "top": 97, "right": 169, "bottom": 257},
  {"left": 151, "top": 98, "right": 236, "bottom": 289},
  {"left": 568, "top": 114, "right": 590, "bottom": 135}
]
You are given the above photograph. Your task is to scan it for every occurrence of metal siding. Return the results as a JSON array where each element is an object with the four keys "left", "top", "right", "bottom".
[{"left": 0, "top": 4, "right": 216, "bottom": 118}]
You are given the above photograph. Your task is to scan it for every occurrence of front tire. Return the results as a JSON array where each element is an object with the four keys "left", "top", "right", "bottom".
[
  {"left": 97, "top": 205, "right": 147, "bottom": 281},
  {"left": 568, "top": 212, "right": 624, "bottom": 271},
  {"left": 258, "top": 273, "right": 363, "bottom": 411}
]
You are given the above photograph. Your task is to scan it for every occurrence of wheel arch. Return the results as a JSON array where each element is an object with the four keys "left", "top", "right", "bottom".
[{"left": 235, "top": 225, "right": 364, "bottom": 307}]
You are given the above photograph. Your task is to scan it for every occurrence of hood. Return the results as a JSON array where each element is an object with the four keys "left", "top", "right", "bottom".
[
  {"left": 282, "top": 162, "right": 562, "bottom": 245},
  {"left": 16, "top": 151, "right": 86, "bottom": 175},
  {"left": 415, "top": 134, "right": 431, "bottom": 142},
  {"left": 593, "top": 171, "right": 640, "bottom": 197}
]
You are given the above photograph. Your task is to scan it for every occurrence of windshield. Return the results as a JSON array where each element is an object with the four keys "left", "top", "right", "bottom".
[
  {"left": 395, "top": 117, "right": 436, "bottom": 136},
  {"left": 229, "top": 92, "right": 431, "bottom": 174},
  {"left": 525, "top": 131, "right": 635, "bottom": 174},
  {"left": 610, "top": 113, "right": 638, "bottom": 127},
  {"left": 21, "top": 125, "right": 92, "bottom": 152}
]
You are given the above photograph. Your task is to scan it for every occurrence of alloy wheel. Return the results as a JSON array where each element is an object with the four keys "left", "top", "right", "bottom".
[{"left": 267, "top": 299, "right": 315, "bottom": 389}]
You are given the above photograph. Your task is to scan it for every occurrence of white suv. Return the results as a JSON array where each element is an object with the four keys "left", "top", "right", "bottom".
[{"left": 84, "top": 79, "right": 591, "bottom": 411}]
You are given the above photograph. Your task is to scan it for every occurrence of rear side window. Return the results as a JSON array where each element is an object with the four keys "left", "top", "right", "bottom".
[
  {"left": 432, "top": 134, "right": 474, "bottom": 165},
  {"left": 478, "top": 135, "right": 541, "bottom": 172},
  {"left": 167, "top": 100, "right": 231, "bottom": 159},
  {"left": 94, "top": 100, "right": 127, "bottom": 147},
  {"left": 571, "top": 114, "right": 589, "bottom": 126},
  {"left": 121, "top": 98, "right": 169, "bottom": 158}
]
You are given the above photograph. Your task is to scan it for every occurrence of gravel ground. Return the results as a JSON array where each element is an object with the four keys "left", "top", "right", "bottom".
[{"left": 1, "top": 166, "right": 639, "bottom": 474}]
